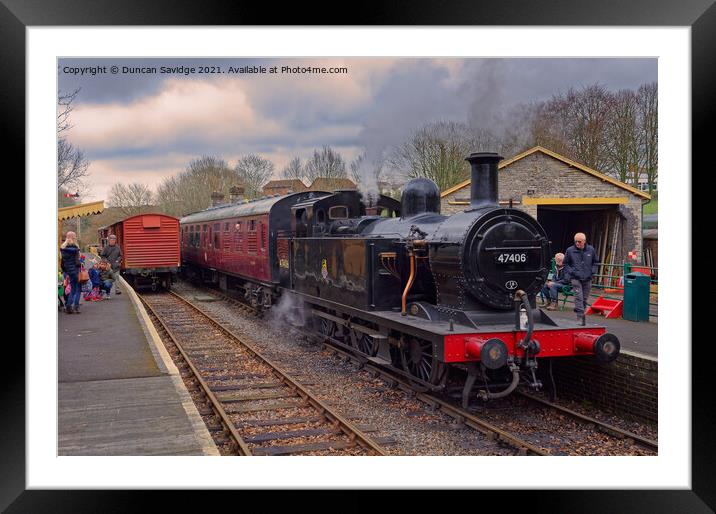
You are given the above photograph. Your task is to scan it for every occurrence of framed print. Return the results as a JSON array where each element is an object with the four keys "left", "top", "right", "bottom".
[{"left": 5, "top": 0, "right": 709, "bottom": 511}]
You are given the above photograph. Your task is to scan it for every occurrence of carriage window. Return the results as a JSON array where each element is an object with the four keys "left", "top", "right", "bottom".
[
  {"left": 224, "top": 222, "right": 229, "bottom": 231},
  {"left": 328, "top": 205, "right": 349, "bottom": 219},
  {"left": 249, "top": 220, "right": 256, "bottom": 231},
  {"left": 214, "top": 231, "right": 220, "bottom": 248},
  {"left": 316, "top": 209, "right": 326, "bottom": 224},
  {"left": 235, "top": 221, "right": 242, "bottom": 231}
]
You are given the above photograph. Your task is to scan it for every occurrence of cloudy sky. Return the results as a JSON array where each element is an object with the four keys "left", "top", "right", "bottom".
[{"left": 58, "top": 58, "right": 657, "bottom": 201}]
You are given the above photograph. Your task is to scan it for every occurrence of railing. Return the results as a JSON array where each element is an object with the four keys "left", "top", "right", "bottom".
[{"left": 552, "top": 260, "right": 658, "bottom": 315}]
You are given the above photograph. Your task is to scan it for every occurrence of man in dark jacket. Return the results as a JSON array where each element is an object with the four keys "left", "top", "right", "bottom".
[
  {"left": 563, "top": 232, "right": 600, "bottom": 325},
  {"left": 541, "top": 252, "right": 569, "bottom": 310},
  {"left": 100, "top": 234, "right": 123, "bottom": 294}
]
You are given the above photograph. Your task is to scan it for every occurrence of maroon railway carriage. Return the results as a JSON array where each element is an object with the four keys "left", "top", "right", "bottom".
[
  {"left": 179, "top": 191, "right": 328, "bottom": 308},
  {"left": 100, "top": 213, "right": 180, "bottom": 290}
]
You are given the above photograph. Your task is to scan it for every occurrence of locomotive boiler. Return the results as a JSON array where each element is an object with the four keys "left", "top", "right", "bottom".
[{"left": 180, "top": 152, "right": 620, "bottom": 407}]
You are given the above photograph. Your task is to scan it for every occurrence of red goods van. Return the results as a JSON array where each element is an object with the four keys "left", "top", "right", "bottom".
[{"left": 100, "top": 213, "right": 180, "bottom": 290}]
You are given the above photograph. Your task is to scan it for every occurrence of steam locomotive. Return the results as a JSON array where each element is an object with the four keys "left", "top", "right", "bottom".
[{"left": 180, "top": 153, "right": 620, "bottom": 407}]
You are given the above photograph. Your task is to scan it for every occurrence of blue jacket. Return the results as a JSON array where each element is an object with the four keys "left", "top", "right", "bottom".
[
  {"left": 89, "top": 268, "right": 102, "bottom": 287},
  {"left": 60, "top": 244, "right": 81, "bottom": 276},
  {"left": 563, "top": 244, "right": 600, "bottom": 281},
  {"left": 552, "top": 265, "right": 570, "bottom": 285}
]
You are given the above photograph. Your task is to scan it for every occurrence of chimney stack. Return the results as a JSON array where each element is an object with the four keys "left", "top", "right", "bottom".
[
  {"left": 210, "top": 191, "right": 225, "bottom": 207},
  {"left": 229, "top": 185, "right": 245, "bottom": 203},
  {"left": 465, "top": 152, "right": 503, "bottom": 210}
]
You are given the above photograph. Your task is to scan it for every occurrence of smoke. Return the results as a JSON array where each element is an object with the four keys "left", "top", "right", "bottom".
[
  {"left": 350, "top": 148, "right": 386, "bottom": 208},
  {"left": 268, "top": 291, "right": 306, "bottom": 327}
]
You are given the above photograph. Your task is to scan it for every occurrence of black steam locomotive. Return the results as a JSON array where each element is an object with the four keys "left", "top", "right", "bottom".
[{"left": 182, "top": 153, "right": 620, "bottom": 407}]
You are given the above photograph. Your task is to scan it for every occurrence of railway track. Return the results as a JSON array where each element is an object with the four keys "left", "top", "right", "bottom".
[
  {"left": 172, "top": 284, "right": 549, "bottom": 456},
  {"left": 139, "top": 290, "right": 386, "bottom": 456},
  {"left": 172, "top": 282, "right": 657, "bottom": 456}
]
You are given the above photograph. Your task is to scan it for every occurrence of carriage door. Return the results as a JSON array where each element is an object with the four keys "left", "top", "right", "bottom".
[{"left": 259, "top": 219, "right": 267, "bottom": 276}]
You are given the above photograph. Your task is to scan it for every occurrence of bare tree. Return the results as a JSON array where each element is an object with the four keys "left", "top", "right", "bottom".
[
  {"left": 106, "top": 182, "right": 155, "bottom": 217},
  {"left": 388, "top": 120, "right": 472, "bottom": 191},
  {"left": 304, "top": 146, "right": 347, "bottom": 183},
  {"left": 235, "top": 154, "right": 275, "bottom": 198},
  {"left": 565, "top": 84, "right": 613, "bottom": 170},
  {"left": 155, "top": 156, "right": 243, "bottom": 216},
  {"left": 57, "top": 88, "right": 90, "bottom": 192},
  {"left": 57, "top": 138, "right": 90, "bottom": 192},
  {"left": 280, "top": 157, "right": 306, "bottom": 182},
  {"left": 57, "top": 88, "right": 80, "bottom": 135},
  {"left": 527, "top": 85, "right": 613, "bottom": 171},
  {"left": 604, "top": 89, "right": 640, "bottom": 184},
  {"left": 637, "top": 82, "right": 658, "bottom": 194}
]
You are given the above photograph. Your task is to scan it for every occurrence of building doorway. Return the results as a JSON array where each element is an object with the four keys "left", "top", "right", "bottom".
[{"left": 537, "top": 204, "right": 623, "bottom": 264}]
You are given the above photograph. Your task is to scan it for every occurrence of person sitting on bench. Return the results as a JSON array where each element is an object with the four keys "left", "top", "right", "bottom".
[{"left": 541, "top": 252, "right": 570, "bottom": 310}]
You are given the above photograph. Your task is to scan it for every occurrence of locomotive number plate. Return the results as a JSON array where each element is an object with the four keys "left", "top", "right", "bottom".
[{"left": 495, "top": 252, "right": 530, "bottom": 265}]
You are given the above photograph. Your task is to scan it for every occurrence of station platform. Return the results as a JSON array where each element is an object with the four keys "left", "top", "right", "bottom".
[
  {"left": 58, "top": 277, "right": 218, "bottom": 456},
  {"left": 545, "top": 305, "right": 657, "bottom": 358}
]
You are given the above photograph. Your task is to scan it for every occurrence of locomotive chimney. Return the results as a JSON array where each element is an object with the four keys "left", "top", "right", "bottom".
[
  {"left": 465, "top": 152, "right": 503, "bottom": 209},
  {"left": 210, "top": 191, "right": 225, "bottom": 207},
  {"left": 229, "top": 185, "right": 245, "bottom": 203}
]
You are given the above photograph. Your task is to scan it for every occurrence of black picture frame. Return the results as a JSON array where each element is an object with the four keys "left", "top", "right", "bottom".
[{"left": 5, "top": 0, "right": 707, "bottom": 511}]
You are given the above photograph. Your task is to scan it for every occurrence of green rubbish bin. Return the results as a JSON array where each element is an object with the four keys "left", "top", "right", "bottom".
[{"left": 623, "top": 272, "right": 650, "bottom": 321}]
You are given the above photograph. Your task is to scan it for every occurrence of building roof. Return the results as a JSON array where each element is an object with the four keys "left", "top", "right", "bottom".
[
  {"left": 263, "top": 179, "right": 307, "bottom": 190},
  {"left": 309, "top": 177, "right": 357, "bottom": 191},
  {"left": 58, "top": 200, "right": 105, "bottom": 221},
  {"left": 440, "top": 146, "right": 651, "bottom": 201}
]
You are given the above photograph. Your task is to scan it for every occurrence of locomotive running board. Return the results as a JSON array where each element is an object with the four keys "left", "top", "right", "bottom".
[
  {"left": 311, "top": 308, "right": 393, "bottom": 365},
  {"left": 310, "top": 309, "right": 388, "bottom": 339}
]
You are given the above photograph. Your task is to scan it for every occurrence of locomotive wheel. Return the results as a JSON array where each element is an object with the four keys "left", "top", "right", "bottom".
[
  {"left": 350, "top": 329, "right": 378, "bottom": 357},
  {"left": 400, "top": 336, "right": 444, "bottom": 385}
]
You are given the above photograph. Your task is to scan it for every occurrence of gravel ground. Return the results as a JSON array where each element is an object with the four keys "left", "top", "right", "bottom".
[
  {"left": 460, "top": 394, "right": 656, "bottom": 456},
  {"left": 526, "top": 390, "right": 658, "bottom": 443},
  {"left": 173, "top": 281, "right": 513, "bottom": 456}
]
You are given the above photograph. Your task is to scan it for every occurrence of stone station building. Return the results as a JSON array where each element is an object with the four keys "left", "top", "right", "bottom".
[{"left": 440, "top": 146, "right": 652, "bottom": 263}]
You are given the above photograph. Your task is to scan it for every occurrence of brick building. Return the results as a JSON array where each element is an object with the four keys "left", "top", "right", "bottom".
[
  {"left": 262, "top": 179, "right": 308, "bottom": 196},
  {"left": 440, "top": 146, "right": 651, "bottom": 263}
]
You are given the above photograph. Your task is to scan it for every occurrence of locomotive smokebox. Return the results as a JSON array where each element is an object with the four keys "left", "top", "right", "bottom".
[{"left": 466, "top": 152, "right": 503, "bottom": 209}]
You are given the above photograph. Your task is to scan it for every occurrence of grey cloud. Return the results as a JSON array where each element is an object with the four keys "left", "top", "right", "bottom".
[{"left": 63, "top": 57, "right": 656, "bottom": 200}]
